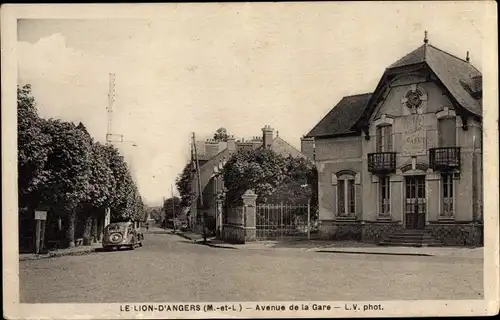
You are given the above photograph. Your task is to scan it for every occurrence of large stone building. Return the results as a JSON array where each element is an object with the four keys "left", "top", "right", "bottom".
[{"left": 303, "top": 35, "right": 483, "bottom": 246}]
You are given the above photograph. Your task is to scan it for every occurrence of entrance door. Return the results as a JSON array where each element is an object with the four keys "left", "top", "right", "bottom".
[{"left": 405, "top": 176, "right": 426, "bottom": 229}]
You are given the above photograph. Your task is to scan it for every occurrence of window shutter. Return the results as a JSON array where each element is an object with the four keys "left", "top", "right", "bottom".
[
  {"left": 376, "top": 126, "right": 382, "bottom": 152},
  {"left": 438, "top": 118, "right": 456, "bottom": 147},
  {"left": 348, "top": 180, "right": 355, "bottom": 214},
  {"left": 338, "top": 180, "right": 345, "bottom": 216},
  {"left": 355, "top": 184, "right": 361, "bottom": 216},
  {"left": 386, "top": 126, "right": 393, "bottom": 151}
]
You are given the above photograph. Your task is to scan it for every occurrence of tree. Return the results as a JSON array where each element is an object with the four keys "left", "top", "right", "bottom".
[
  {"left": 39, "top": 119, "right": 93, "bottom": 248},
  {"left": 222, "top": 148, "right": 287, "bottom": 205},
  {"left": 213, "top": 127, "right": 229, "bottom": 142},
  {"left": 17, "top": 85, "right": 51, "bottom": 250},
  {"left": 17, "top": 84, "right": 51, "bottom": 211},
  {"left": 145, "top": 206, "right": 163, "bottom": 224},
  {"left": 175, "top": 162, "right": 195, "bottom": 208},
  {"left": 79, "top": 137, "right": 115, "bottom": 245},
  {"left": 162, "top": 196, "right": 182, "bottom": 222},
  {"left": 17, "top": 84, "right": 146, "bottom": 249},
  {"left": 223, "top": 149, "right": 317, "bottom": 206}
]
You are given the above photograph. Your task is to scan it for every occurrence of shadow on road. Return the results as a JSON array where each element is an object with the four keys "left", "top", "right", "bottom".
[{"left": 177, "top": 240, "right": 237, "bottom": 250}]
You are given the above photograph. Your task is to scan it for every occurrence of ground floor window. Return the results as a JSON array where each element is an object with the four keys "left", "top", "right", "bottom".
[
  {"left": 379, "top": 176, "right": 391, "bottom": 215},
  {"left": 442, "top": 173, "right": 454, "bottom": 217},
  {"left": 338, "top": 176, "right": 355, "bottom": 217}
]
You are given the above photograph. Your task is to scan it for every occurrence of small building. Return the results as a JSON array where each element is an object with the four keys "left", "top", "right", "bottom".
[{"left": 304, "top": 34, "right": 483, "bottom": 246}]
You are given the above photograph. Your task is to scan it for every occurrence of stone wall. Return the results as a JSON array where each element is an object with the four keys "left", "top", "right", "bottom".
[
  {"left": 428, "top": 223, "right": 483, "bottom": 246},
  {"left": 222, "top": 224, "right": 245, "bottom": 244},
  {"left": 361, "top": 221, "right": 403, "bottom": 243},
  {"left": 318, "top": 220, "right": 362, "bottom": 241}
]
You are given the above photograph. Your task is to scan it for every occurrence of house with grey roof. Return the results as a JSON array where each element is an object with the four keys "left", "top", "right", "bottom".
[
  {"left": 304, "top": 33, "right": 483, "bottom": 246},
  {"left": 190, "top": 125, "right": 309, "bottom": 235}
]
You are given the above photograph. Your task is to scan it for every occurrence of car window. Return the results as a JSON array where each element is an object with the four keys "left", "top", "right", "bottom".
[{"left": 108, "top": 225, "right": 124, "bottom": 232}]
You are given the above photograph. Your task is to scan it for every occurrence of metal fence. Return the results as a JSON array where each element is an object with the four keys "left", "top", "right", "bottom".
[{"left": 256, "top": 203, "right": 318, "bottom": 241}]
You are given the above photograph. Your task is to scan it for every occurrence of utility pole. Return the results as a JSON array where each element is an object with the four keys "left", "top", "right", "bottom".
[
  {"left": 192, "top": 132, "right": 206, "bottom": 242},
  {"left": 103, "top": 73, "right": 116, "bottom": 230},
  {"left": 162, "top": 196, "right": 166, "bottom": 228},
  {"left": 171, "top": 185, "right": 176, "bottom": 233}
]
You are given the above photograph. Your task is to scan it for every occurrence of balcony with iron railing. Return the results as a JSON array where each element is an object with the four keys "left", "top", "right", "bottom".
[
  {"left": 429, "top": 147, "right": 461, "bottom": 171},
  {"left": 367, "top": 152, "right": 397, "bottom": 174}
]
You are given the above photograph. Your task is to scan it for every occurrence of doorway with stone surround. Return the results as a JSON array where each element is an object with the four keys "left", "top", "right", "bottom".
[{"left": 404, "top": 175, "right": 426, "bottom": 229}]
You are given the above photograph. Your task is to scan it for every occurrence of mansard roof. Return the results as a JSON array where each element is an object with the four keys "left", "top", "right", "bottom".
[
  {"left": 305, "top": 93, "right": 372, "bottom": 138},
  {"left": 387, "top": 43, "right": 482, "bottom": 117},
  {"left": 255, "top": 136, "right": 307, "bottom": 159},
  {"left": 306, "top": 41, "right": 482, "bottom": 140}
]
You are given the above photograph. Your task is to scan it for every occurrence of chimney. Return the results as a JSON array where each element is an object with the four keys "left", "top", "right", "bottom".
[
  {"left": 300, "top": 136, "right": 315, "bottom": 161},
  {"left": 205, "top": 139, "right": 219, "bottom": 159},
  {"left": 251, "top": 136, "right": 261, "bottom": 149},
  {"left": 466, "top": 51, "right": 470, "bottom": 62},
  {"left": 470, "top": 75, "right": 482, "bottom": 99},
  {"left": 227, "top": 135, "right": 236, "bottom": 153},
  {"left": 262, "top": 125, "right": 274, "bottom": 149}
]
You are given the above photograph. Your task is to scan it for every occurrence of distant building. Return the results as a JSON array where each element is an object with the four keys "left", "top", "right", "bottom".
[{"left": 304, "top": 34, "right": 483, "bottom": 246}]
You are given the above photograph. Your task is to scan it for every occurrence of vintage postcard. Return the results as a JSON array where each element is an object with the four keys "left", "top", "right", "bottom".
[{"left": 2, "top": 2, "right": 499, "bottom": 319}]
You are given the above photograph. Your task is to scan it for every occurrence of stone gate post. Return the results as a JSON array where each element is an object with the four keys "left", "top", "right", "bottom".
[
  {"left": 242, "top": 189, "right": 257, "bottom": 242},
  {"left": 222, "top": 189, "right": 258, "bottom": 244}
]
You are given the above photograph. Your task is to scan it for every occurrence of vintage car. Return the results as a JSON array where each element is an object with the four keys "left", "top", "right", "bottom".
[{"left": 102, "top": 221, "right": 144, "bottom": 250}]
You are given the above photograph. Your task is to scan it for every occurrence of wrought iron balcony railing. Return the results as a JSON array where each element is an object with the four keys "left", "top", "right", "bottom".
[
  {"left": 368, "top": 152, "right": 397, "bottom": 174},
  {"left": 429, "top": 147, "right": 461, "bottom": 171}
]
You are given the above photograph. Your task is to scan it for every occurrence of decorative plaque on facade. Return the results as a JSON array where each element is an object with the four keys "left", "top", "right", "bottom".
[{"left": 402, "top": 114, "right": 426, "bottom": 156}]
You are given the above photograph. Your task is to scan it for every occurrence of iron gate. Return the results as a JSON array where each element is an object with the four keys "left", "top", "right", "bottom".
[{"left": 256, "top": 203, "right": 317, "bottom": 241}]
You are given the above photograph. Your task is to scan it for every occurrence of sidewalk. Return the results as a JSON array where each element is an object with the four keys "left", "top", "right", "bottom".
[
  {"left": 311, "top": 245, "right": 483, "bottom": 258},
  {"left": 171, "top": 230, "right": 483, "bottom": 258},
  {"left": 19, "top": 242, "right": 102, "bottom": 261}
]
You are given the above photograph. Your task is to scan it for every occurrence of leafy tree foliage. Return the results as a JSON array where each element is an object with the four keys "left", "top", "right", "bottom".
[
  {"left": 175, "top": 162, "right": 195, "bottom": 208},
  {"left": 145, "top": 206, "right": 163, "bottom": 224},
  {"left": 163, "top": 196, "right": 182, "bottom": 221},
  {"left": 17, "top": 84, "right": 144, "bottom": 250},
  {"left": 38, "top": 118, "right": 94, "bottom": 247},
  {"left": 213, "top": 127, "right": 229, "bottom": 142},
  {"left": 222, "top": 149, "right": 318, "bottom": 206},
  {"left": 17, "top": 85, "right": 51, "bottom": 211}
]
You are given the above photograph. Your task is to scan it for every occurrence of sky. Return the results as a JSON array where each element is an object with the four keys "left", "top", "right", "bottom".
[{"left": 16, "top": 2, "right": 486, "bottom": 206}]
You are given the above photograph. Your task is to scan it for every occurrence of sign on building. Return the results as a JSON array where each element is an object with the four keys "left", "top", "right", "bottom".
[
  {"left": 34, "top": 210, "right": 47, "bottom": 220},
  {"left": 402, "top": 114, "right": 426, "bottom": 156}
]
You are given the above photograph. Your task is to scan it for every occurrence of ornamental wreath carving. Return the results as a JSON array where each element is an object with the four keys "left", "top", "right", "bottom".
[{"left": 401, "top": 84, "right": 428, "bottom": 115}]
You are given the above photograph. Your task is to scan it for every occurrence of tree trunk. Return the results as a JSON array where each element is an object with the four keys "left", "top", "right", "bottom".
[
  {"left": 82, "top": 213, "right": 93, "bottom": 246},
  {"left": 91, "top": 212, "right": 98, "bottom": 243},
  {"left": 66, "top": 209, "right": 76, "bottom": 248},
  {"left": 96, "top": 211, "right": 104, "bottom": 242}
]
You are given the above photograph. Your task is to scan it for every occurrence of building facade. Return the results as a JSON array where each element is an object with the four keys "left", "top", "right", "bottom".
[{"left": 304, "top": 36, "right": 483, "bottom": 246}]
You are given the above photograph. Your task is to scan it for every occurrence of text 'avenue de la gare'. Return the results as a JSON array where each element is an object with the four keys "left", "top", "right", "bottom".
[{"left": 119, "top": 303, "right": 385, "bottom": 313}]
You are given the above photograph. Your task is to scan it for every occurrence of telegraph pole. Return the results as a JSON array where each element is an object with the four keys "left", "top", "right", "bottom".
[
  {"left": 162, "top": 196, "right": 166, "bottom": 228},
  {"left": 192, "top": 132, "right": 206, "bottom": 242},
  {"left": 104, "top": 73, "right": 116, "bottom": 229},
  {"left": 171, "top": 185, "right": 176, "bottom": 233}
]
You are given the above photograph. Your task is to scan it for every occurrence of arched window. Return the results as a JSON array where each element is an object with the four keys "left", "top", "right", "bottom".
[
  {"left": 374, "top": 115, "right": 394, "bottom": 152},
  {"left": 376, "top": 125, "right": 393, "bottom": 152},
  {"left": 332, "top": 171, "right": 360, "bottom": 217}
]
